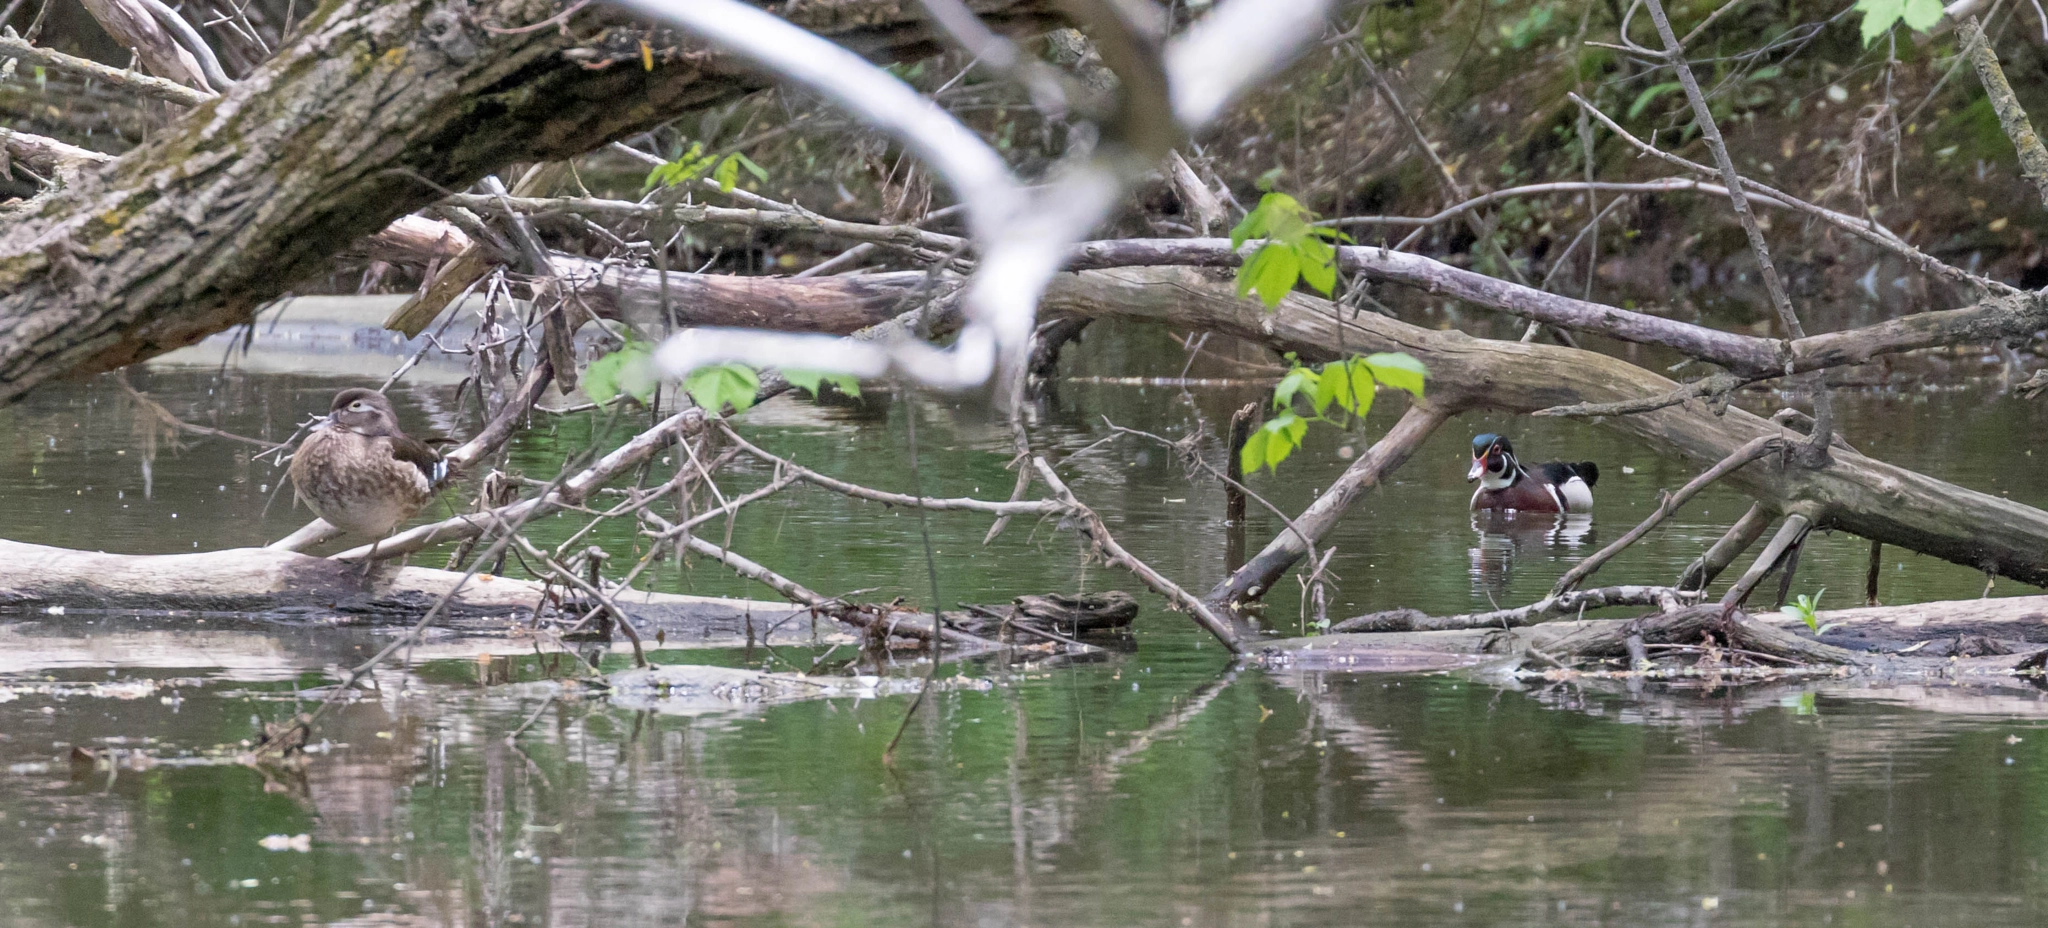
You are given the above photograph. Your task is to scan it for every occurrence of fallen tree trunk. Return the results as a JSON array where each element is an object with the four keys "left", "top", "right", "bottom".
[
  {"left": 0, "top": 0, "right": 1054, "bottom": 403},
  {"left": 0, "top": 539, "right": 1042, "bottom": 649},
  {"left": 0, "top": 539, "right": 804, "bottom": 631}
]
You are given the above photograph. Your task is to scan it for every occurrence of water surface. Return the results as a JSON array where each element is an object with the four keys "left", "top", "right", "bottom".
[{"left": 0, "top": 298, "right": 2045, "bottom": 926}]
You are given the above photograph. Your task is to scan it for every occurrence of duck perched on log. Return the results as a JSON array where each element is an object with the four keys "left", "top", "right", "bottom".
[
  {"left": 1467, "top": 433, "right": 1597, "bottom": 513},
  {"left": 288, "top": 389, "right": 447, "bottom": 543}
]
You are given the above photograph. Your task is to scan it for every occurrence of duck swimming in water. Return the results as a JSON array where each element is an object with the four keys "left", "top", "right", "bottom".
[{"left": 1466, "top": 433, "right": 1597, "bottom": 513}]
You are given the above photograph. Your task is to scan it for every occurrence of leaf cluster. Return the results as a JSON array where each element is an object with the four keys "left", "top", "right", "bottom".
[
  {"left": 1241, "top": 353, "right": 1426, "bottom": 474},
  {"left": 1230, "top": 192, "right": 1351, "bottom": 309},
  {"left": 1779, "top": 589, "right": 1839, "bottom": 634},
  {"left": 644, "top": 141, "right": 769, "bottom": 194},
  {"left": 1853, "top": 0, "right": 1944, "bottom": 46}
]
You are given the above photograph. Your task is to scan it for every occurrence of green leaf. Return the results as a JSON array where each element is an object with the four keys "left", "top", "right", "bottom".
[
  {"left": 584, "top": 341, "right": 658, "bottom": 405},
  {"left": 1242, "top": 243, "right": 1300, "bottom": 309},
  {"left": 1328, "top": 359, "right": 1376, "bottom": 418},
  {"left": 683, "top": 363, "right": 761, "bottom": 415},
  {"left": 1900, "top": 0, "right": 1943, "bottom": 31},
  {"left": 644, "top": 142, "right": 715, "bottom": 192},
  {"left": 1311, "top": 364, "right": 1342, "bottom": 416},
  {"left": 1229, "top": 209, "right": 1261, "bottom": 251},
  {"left": 732, "top": 152, "right": 770, "bottom": 182},
  {"left": 784, "top": 369, "right": 860, "bottom": 398},
  {"left": 1277, "top": 411, "right": 1308, "bottom": 447},
  {"left": 1273, "top": 366, "right": 1319, "bottom": 412},
  {"left": 713, "top": 155, "right": 740, "bottom": 193},
  {"left": 1362, "top": 352, "right": 1427, "bottom": 398},
  {"left": 1627, "top": 81, "right": 1684, "bottom": 119},
  {"left": 1295, "top": 238, "right": 1338, "bottom": 295},
  {"left": 1854, "top": 0, "right": 1905, "bottom": 44},
  {"left": 1262, "top": 414, "right": 1302, "bottom": 470},
  {"left": 1240, "top": 429, "right": 1270, "bottom": 475},
  {"left": 1261, "top": 194, "right": 1310, "bottom": 246}
]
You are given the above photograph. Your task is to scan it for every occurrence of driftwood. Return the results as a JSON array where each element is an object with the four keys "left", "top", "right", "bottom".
[{"left": 1262, "top": 596, "right": 2048, "bottom": 676}]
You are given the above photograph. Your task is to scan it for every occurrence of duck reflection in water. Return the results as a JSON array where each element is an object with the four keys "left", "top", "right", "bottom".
[{"left": 1468, "top": 510, "right": 1596, "bottom": 600}]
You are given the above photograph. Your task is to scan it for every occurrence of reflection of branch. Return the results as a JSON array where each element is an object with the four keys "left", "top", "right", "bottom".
[
  {"left": 715, "top": 422, "right": 1062, "bottom": 516},
  {"left": 114, "top": 372, "right": 280, "bottom": 450}
]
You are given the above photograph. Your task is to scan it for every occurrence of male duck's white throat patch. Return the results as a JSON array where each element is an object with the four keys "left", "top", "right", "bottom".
[{"left": 1479, "top": 470, "right": 1516, "bottom": 491}]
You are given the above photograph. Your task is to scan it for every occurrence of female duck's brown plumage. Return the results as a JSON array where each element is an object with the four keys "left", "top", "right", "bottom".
[{"left": 288, "top": 389, "right": 446, "bottom": 538}]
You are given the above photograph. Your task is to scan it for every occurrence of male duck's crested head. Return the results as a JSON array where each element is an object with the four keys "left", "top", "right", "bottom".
[
  {"left": 1467, "top": 433, "right": 1517, "bottom": 483},
  {"left": 329, "top": 388, "right": 400, "bottom": 436}
]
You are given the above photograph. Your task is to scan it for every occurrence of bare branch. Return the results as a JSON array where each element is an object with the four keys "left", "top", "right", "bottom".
[
  {"left": 1961, "top": 17, "right": 2048, "bottom": 208},
  {"left": 1329, "top": 586, "right": 1702, "bottom": 633},
  {"left": 0, "top": 32, "right": 215, "bottom": 106},
  {"left": 1569, "top": 93, "right": 2002, "bottom": 294}
]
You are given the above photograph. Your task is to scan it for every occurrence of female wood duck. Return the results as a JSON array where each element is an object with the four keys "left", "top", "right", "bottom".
[
  {"left": 1466, "top": 433, "right": 1597, "bottom": 513},
  {"left": 288, "top": 389, "right": 447, "bottom": 541}
]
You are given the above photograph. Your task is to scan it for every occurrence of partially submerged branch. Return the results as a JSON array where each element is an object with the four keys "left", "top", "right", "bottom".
[{"left": 1329, "top": 585, "right": 1700, "bottom": 633}]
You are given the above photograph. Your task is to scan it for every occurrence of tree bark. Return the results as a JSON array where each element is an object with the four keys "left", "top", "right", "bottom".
[{"left": 0, "top": 0, "right": 1054, "bottom": 404}]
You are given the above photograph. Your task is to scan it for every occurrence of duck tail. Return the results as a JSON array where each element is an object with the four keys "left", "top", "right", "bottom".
[{"left": 1572, "top": 462, "right": 1599, "bottom": 486}]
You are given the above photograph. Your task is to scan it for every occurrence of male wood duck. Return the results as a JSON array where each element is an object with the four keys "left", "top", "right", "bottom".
[
  {"left": 1466, "top": 433, "right": 1597, "bottom": 513},
  {"left": 288, "top": 389, "right": 447, "bottom": 541}
]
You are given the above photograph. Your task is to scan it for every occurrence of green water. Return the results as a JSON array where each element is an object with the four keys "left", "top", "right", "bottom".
[{"left": 0, "top": 313, "right": 2046, "bottom": 926}]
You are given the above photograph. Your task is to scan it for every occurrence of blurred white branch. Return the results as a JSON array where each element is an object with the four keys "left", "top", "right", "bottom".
[{"left": 612, "top": 0, "right": 1332, "bottom": 392}]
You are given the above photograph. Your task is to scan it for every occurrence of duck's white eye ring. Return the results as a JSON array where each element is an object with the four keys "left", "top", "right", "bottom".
[{"left": 349, "top": 401, "right": 369, "bottom": 411}]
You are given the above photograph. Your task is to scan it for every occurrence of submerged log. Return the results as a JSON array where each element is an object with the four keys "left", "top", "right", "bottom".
[{"left": 951, "top": 591, "right": 1141, "bottom": 640}]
